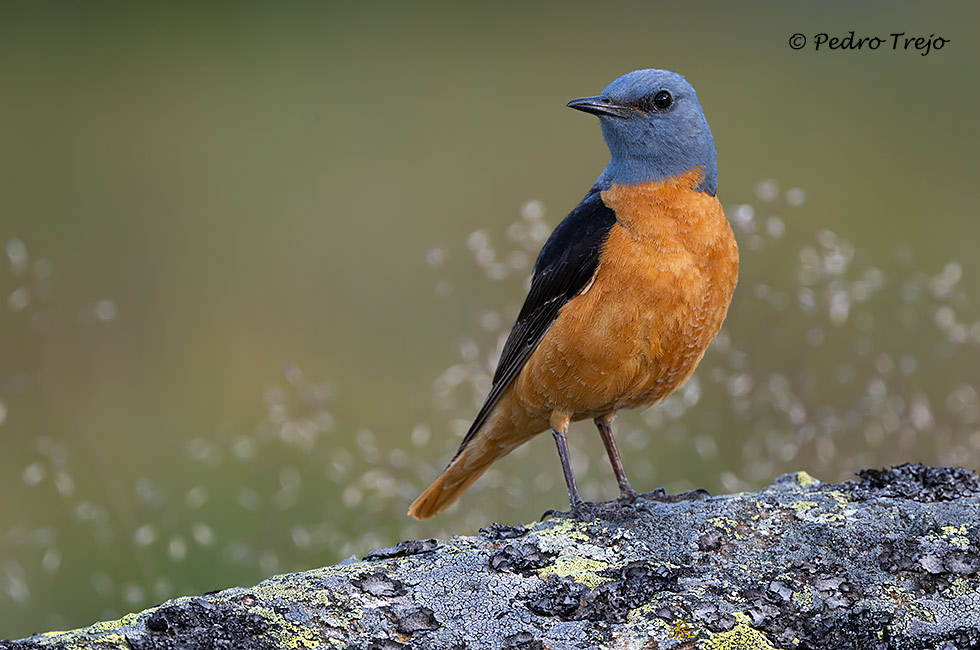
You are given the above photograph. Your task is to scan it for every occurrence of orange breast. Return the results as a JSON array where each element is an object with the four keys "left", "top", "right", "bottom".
[{"left": 514, "top": 169, "right": 738, "bottom": 419}]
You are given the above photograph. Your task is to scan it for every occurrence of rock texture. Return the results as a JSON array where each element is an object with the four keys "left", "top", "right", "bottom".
[{"left": 3, "top": 464, "right": 980, "bottom": 650}]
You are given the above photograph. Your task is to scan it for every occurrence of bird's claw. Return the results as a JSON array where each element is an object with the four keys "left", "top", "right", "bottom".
[
  {"left": 540, "top": 508, "right": 560, "bottom": 521},
  {"left": 614, "top": 489, "right": 639, "bottom": 506}
]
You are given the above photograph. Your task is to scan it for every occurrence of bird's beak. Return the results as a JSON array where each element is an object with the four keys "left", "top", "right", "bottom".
[{"left": 566, "top": 96, "right": 633, "bottom": 119}]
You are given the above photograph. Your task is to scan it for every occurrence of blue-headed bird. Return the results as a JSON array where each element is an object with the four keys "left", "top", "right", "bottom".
[{"left": 410, "top": 69, "right": 738, "bottom": 519}]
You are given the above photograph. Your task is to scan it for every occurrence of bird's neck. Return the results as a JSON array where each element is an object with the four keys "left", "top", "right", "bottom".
[
  {"left": 597, "top": 157, "right": 718, "bottom": 196},
  {"left": 600, "top": 169, "right": 726, "bottom": 240}
]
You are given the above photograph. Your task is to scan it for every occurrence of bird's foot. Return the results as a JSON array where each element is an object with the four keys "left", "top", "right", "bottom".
[
  {"left": 540, "top": 488, "right": 709, "bottom": 521},
  {"left": 613, "top": 487, "right": 639, "bottom": 506},
  {"left": 639, "top": 487, "right": 712, "bottom": 503},
  {"left": 542, "top": 494, "right": 644, "bottom": 522}
]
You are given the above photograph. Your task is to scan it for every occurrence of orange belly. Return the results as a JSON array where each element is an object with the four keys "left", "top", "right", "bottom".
[{"left": 514, "top": 171, "right": 738, "bottom": 419}]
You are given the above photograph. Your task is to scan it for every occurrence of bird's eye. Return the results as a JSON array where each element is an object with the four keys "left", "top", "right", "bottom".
[{"left": 652, "top": 90, "right": 673, "bottom": 110}]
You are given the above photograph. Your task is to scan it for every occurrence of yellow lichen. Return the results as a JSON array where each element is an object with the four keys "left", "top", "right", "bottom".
[
  {"left": 276, "top": 617, "right": 338, "bottom": 649},
  {"left": 27, "top": 606, "right": 162, "bottom": 648},
  {"left": 795, "top": 471, "right": 819, "bottom": 487},
  {"left": 815, "top": 512, "right": 846, "bottom": 524},
  {"left": 537, "top": 555, "right": 613, "bottom": 588},
  {"left": 245, "top": 605, "right": 334, "bottom": 650},
  {"left": 702, "top": 621, "right": 777, "bottom": 650},
  {"left": 791, "top": 586, "right": 812, "bottom": 608},
  {"left": 709, "top": 516, "right": 746, "bottom": 540},
  {"left": 531, "top": 518, "right": 592, "bottom": 542},
  {"left": 940, "top": 525, "right": 971, "bottom": 551},
  {"left": 31, "top": 630, "right": 129, "bottom": 649},
  {"left": 880, "top": 585, "right": 935, "bottom": 628},
  {"left": 90, "top": 632, "right": 129, "bottom": 647},
  {"left": 822, "top": 490, "right": 852, "bottom": 504},
  {"left": 626, "top": 600, "right": 661, "bottom": 623},
  {"left": 787, "top": 500, "right": 847, "bottom": 526},
  {"left": 942, "top": 576, "right": 974, "bottom": 599},
  {"left": 249, "top": 578, "right": 365, "bottom": 628},
  {"left": 88, "top": 611, "right": 143, "bottom": 632},
  {"left": 788, "top": 500, "right": 818, "bottom": 516}
]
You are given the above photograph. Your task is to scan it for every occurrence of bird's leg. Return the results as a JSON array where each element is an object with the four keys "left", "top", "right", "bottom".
[
  {"left": 595, "top": 414, "right": 709, "bottom": 505},
  {"left": 545, "top": 412, "right": 593, "bottom": 520},
  {"left": 595, "top": 413, "right": 639, "bottom": 505}
]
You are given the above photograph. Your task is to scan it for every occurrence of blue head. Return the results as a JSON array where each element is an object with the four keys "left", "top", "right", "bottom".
[{"left": 568, "top": 69, "right": 718, "bottom": 195}]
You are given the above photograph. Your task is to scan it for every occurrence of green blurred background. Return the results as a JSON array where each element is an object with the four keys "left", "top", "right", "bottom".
[{"left": 2, "top": 1, "right": 978, "bottom": 638}]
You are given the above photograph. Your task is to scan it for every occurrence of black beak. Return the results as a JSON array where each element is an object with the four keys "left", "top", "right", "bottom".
[{"left": 566, "top": 95, "right": 633, "bottom": 119}]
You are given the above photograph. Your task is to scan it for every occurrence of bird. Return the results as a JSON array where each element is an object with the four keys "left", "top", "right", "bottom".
[{"left": 409, "top": 69, "right": 738, "bottom": 520}]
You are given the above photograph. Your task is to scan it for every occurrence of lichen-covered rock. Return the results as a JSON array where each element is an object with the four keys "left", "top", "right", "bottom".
[{"left": 3, "top": 464, "right": 979, "bottom": 650}]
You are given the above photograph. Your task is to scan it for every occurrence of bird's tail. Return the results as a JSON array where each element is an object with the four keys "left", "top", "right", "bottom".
[
  {"left": 408, "top": 403, "right": 548, "bottom": 520},
  {"left": 407, "top": 445, "right": 499, "bottom": 519}
]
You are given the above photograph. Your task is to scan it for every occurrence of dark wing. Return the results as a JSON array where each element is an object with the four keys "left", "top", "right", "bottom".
[{"left": 452, "top": 188, "right": 618, "bottom": 458}]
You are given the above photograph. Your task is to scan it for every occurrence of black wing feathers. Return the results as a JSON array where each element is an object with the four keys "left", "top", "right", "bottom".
[{"left": 453, "top": 189, "right": 617, "bottom": 457}]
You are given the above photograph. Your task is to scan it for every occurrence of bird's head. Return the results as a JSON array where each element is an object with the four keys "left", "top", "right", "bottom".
[{"left": 568, "top": 69, "right": 718, "bottom": 195}]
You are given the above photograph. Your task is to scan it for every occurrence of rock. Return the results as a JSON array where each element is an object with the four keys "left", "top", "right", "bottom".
[{"left": 2, "top": 464, "right": 979, "bottom": 650}]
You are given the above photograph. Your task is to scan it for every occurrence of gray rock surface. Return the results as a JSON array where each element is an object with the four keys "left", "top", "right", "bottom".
[{"left": 3, "top": 464, "right": 980, "bottom": 650}]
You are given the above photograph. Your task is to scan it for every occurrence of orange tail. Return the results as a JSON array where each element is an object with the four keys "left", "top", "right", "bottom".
[
  {"left": 408, "top": 397, "right": 548, "bottom": 519},
  {"left": 408, "top": 443, "right": 500, "bottom": 519}
]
